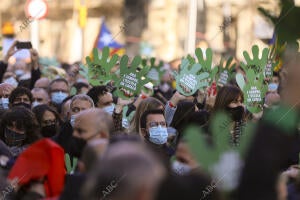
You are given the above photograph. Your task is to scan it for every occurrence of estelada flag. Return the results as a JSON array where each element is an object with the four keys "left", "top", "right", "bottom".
[{"left": 92, "top": 19, "right": 125, "bottom": 57}]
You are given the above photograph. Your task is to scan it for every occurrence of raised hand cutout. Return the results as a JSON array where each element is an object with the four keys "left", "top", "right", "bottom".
[
  {"left": 236, "top": 45, "right": 269, "bottom": 114},
  {"left": 174, "top": 58, "right": 209, "bottom": 96},
  {"left": 216, "top": 57, "right": 236, "bottom": 87},
  {"left": 113, "top": 55, "right": 151, "bottom": 99},
  {"left": 85, "top": 47, "right": 119, "bottom": 86}
]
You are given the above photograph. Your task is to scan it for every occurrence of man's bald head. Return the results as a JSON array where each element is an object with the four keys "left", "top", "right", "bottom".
[
  {"left": 73, "top": 108, "right": 113, "bottom": 140},
  {"left": 34, "top": 77, "right": 50, "bottom": 90}
]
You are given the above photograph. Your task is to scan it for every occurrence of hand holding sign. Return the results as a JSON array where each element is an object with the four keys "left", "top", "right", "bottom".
[
  {"left": 174, "top": 58, "right": 209, "bottom": 96},
  {"left": 113, "top": 55, "right": 151, "bottom": 99},
  {"left": 86, "top": 47, "right": 119, "bottom": 86},
  {"left": 236, "top": 45, "right": 269, "bottom": 113},
  {"left": 145, "top": 57, "right": 164, "bottom": 86},
  {"left": 216, "top": 57, "right": 236, "bottom": 87}
]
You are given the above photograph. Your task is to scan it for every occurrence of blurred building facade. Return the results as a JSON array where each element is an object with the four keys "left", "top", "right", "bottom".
[{"left": 0, "top": 0, "right": 294, "bottom": 63}]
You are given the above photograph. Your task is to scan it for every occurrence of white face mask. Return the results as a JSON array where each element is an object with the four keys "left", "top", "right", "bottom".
[
  {"left": 172, "top": 160, "right": 192, "bottom": 175},
  {"left": 4, "top": 77, "right": 18, "bottom": 87},
  {"left": 32, "top": 101, "right": 41, "bottom": 108},
  {"left": 102, "top": 104, "right": 115, "bottom": 115},
  {"left": 159, "top": 83, "right": 171, "bottom": 93},
  {"left": 70, "top": 115, "right": 76, "bottom": 127},
  {"left": 15, "top": 69, "right": 25, "bottom": 77},
  {"left": 0, "top": 98, "right": 9, "bottom": 110}
]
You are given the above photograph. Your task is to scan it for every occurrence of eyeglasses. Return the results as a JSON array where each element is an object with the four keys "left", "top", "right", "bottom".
[{"left": 148, "top": 121, "right": 166, "bottom": 128}]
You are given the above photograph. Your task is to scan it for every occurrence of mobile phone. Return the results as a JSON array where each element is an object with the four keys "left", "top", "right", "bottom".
[{"left": 16, "top": 41, "right": 32, "bottom": 49}]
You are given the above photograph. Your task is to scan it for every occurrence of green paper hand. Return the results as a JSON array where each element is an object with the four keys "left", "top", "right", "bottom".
[
  {"left": 174, "top": 58, "right": 209, "bottom": 96},
  {"left": 64, "top": 153, "right": 78, "bottom": 174},
  {"left": 85, "top": 47, "right": 119, "bottom": 86},
  {"left": 113, "top": 55, "right": 151, "bottom": 99},
  {"left": 216, "top": 57, "right": 236, "bottom": 87},
  {"left": 240, "top": 45, "right": 269, "bottom": 74},
  {"left": 145, "top": 57, "right": 164, "bottom": 86},
  {"left": 184, "top": 112, "right": 255, "bottom": 171}
]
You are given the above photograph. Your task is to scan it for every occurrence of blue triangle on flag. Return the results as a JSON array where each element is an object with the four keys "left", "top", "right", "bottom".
[{"left": 97, "top": 21, "right": 124, "bottom": 49}]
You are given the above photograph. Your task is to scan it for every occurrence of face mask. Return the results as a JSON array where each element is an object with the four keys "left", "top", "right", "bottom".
[
  {"left": 32, "top": 101, "right": 41, "bottom": 108},
  {"left": 159, "top": 82, "right": 171, "bottom": 93},
  {"left": 148, "top": 126, "right": 168, "bottom": 145},
  {"left": 268, "top": 83, "right": 279, "bottom": 92},
  {"left": 4, "top": 128, "right": 26, "bottom": 147},
  {"left": 70, "top": 115, "right": 76, "bottom": 127},
  {"left": 4, "top": 77, "right": 18, "bottom": 87},
  {"left": 41, "top": 124, "right": 57, "bottom": 138},
  {"left": 15, "top": 69, "right": 25, "bottom": 77},
  {"left": 69, "top": 136, "right": 87, "bottom": 158},
  {"left": 51, "top": 92, "right": 68, "bottom": 104},
  {"left": 0, "top": 98, "right": 9, "bottom": 110},
  {"left": 226, "top": 106, "right": 244, "bottom": 121},
  {"left": 172, "top": 160, "right": 192, "bottom": 175},
  {"left": 13, "top": 102, "right": 31, "bottom": 109},
  {"left": 102, "top": 104, "right": 115, "bottom": 115}
]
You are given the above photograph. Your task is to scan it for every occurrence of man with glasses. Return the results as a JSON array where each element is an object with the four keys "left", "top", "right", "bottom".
[{"left": 140, "top": 109, "right": 168, "bottom": 146}]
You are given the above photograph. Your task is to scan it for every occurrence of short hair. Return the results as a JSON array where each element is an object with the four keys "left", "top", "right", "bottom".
[
  {"left": 140, "top": 109, "right": 165, "bottom": 129},
  {"left": 70, "top": 94, "right": 95, "bottom": 109},
  {"left": 9, "top": 86, "right": 33, "bottom": 104},
  {"left": 72, "top": 82, "right": 89, "bottom": 93},
  {"left": 86, "top": 86, "right": 109, "bottom": 106},
  {"left": 31, "top": 87, "right": 49, "bottom": 97},
  {"left": 48, "top": 78, "right": 69, "bottom": 92}
]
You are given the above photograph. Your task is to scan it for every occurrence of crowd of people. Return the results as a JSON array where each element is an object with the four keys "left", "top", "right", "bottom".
[{"left": 0, "top": 39, "right": 299, "bottom": 200}]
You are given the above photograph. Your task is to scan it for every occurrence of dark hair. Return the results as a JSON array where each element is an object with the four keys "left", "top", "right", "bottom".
[
  {"left": 86, "top": 86, "right": 109, "bottom": 106},
  {"left": 32, "top": 104, "right": 62, "bottom": 127},
  {"left": 9, "top": 87, "right": 33, "bottom": 104},
  {"left": 48, "top": 78, "right": 69, "bottom": 92},
  {"left": 0, "top": 107, "right": 40, "bottom": 145},
  {"left": 213, "top": 84, "right": 244, "bottom": 112},
  {"left": 72, "top": 82, "right": 89, "bottom": 94},
  {"left": 140, "top": 109, "right": 164, "bottom": 129}
]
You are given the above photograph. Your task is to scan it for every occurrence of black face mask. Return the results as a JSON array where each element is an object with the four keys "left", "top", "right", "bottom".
[
  {"left": 69, "top": 136, "right": 87, "bottom": 158},
  {"left": 4, "top": 128, "right": 26, "bottom": 147},
  {"left": 41, "top": 124, "right": 57, "bottom": 138},
  {"left": 12, "top": 102, "right": 31, "bottom": 109},
  {"left": 226, "top": 106, "right": 245, "bottom": 121}
]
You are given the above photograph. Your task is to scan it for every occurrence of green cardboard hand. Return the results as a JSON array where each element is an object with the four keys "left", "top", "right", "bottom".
[
  {"left": 64, "top": 153, "right": 78, "bottom": 174},
  {"left": 113, "top": 55, "right": 151, "bottom": 99},
  {"left": 216, "top": 57, "right": 236, "bottom": 87},
  {"left": 184, "top": 112, "right": 255, "bottom": 172},
  {"left": 174, "top": 58, "right": 209, "bottom": 96},
  {"left": 145, "top": 57, "right": 164, "bottom": 86},
  {"left": 85, "top": 47, "right": 119, "bottom": 86}
]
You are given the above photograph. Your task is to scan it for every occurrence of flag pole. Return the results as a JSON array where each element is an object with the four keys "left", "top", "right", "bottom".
[{"left": 186, "top": 0, "right": 197, "bottom": 54}]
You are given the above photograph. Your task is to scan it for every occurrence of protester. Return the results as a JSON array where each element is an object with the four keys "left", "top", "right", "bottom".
[
  {"left": 31, "top": 87, "right": 50, "bottom": 107},
  {"left": 48, "top": 78, "right": 70, "bottom": 106},
  {"left": 8, "top": 86, "right": 33, "bottom": 109},
  {"left": 32, "top": 104, "right": 61, "bottom": 138}
]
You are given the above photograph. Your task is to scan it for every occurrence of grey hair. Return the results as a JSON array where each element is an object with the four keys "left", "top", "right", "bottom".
[{"left": 70, "top": 94, "right": 95, "bottom": 109}]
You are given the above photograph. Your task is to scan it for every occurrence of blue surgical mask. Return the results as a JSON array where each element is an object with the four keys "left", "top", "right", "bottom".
[
  {"left": 268, "top": 83, "right": 279, "bottom": 92},
  {"left": 148, "top": 125, "right": 168, "bottom": 145},
  {"left": 15, "top": 69, "right": 25, "bottom": 77},
  {"left": 70, "top": 115, "right": 76, "bottom": 127},
  {"left": 51, "top": 91, "right": 68, "bottom": 104},
  {"left": 172, "top": 160, "right": 192, "bottom": 175},
  {"left": 0, "top": 98, "right": 9, "bottom": 110},
  {"left": 4, "top": 77, "right": 18, "bottom": 87},
  {"left": 102, "top": 104, "right": 115, "bottom": 115}
]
